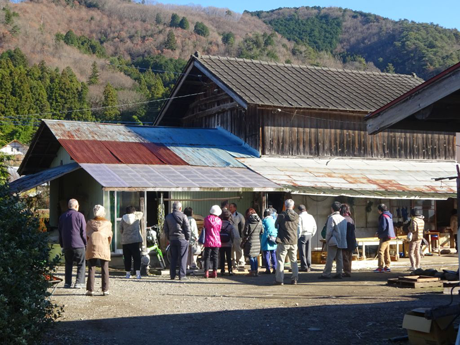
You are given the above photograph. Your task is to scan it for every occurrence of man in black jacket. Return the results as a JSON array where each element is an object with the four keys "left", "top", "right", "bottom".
[
  {"left": 275, "top": 199, "right": 300, "bottom": 285},
  {"left": 164, "top": 201, "right": 191, "bottom": 280}
]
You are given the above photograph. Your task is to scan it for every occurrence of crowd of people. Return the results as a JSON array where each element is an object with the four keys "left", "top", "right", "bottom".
[{"left": 58, "top": 196, "right": 429, "bottom": 295}]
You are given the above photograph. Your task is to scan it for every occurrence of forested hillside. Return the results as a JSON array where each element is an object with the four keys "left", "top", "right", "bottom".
[
  {"left": 0, "top": 0, "right": 459, "bottom": 146},
  {"left": 249, "top": 6, "right": 460, "bottom": 79}
]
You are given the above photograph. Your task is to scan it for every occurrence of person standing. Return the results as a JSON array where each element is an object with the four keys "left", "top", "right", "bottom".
[
  {"left": 120, "top": 206, "right": 143, "bottom": 279},
  {"left": 220, "top": 209, "right": 235, "bottom": 276},
  {"left": 229, "top": 203, "right": 245, "bottom": 268},
  {"left": 274, "top": 199, "right": 300, "bottom": 285},
  {"left": 85, "top": 205, "right": 112, "bottom": 296},
  {"left": 184, "top": 207, "right": 199, "bottom": 270},
  {"left": 408, "top": 208, "right": 425, "bottom": 271},
  {"left": 164, "top": 201, "right": 190, "bottom": 280},
  {"left": 243, "top": 208, "right": 263, "bottom": 277},
  {"left": 450, "top": 209, "right": 458, "bottom": 253},
  {"left": 261, "top": 209, "right": 277, "bottom": 274},
  {"left": 268, "top": 204, "right": 278, "bottom": 220},
  {"left": 319, "top": 201, "right": 348, "bottom": 279},
  {"left": 59, "top": 198, "right": 87, "bottom": 289},
  {"left": 340, "top": 204, "right": 357, "bottom": 278},
  {"left": 297, "top": 204, "right": 317, "bottom": 272},
  {"left": 374, "top": 204, "right": 396, "bottom": 273},
  {"left": 203, "top": 205, "right": 222, "bottom": 278}
]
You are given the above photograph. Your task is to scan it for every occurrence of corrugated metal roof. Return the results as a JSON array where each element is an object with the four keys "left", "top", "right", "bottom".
[
  {"left": 39, "top": 120, "right": 257, "bottom": 168},
  {"left": 10, "top": 163, "right": 80, "bottom": 193},
  {"left": 238, "top": 157, "right": 457, "bottom": 200},
  {"left": 79, "top": 163, "right": 281, "bottom": 191}
]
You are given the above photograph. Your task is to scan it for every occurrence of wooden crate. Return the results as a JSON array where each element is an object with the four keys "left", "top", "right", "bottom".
[{"left": 388, "top": 275, "right": 443, "bottom": 289}]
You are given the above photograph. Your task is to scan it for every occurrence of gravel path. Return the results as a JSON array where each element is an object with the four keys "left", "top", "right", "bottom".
[{"left": 42, "top": 257, "right": 458, "bottom": 345}]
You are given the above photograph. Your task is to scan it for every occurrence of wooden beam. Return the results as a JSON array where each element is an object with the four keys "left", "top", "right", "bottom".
[
  {"left": 386, "top": 118, "right": 460, "bottom": 132},
  {"left": 188, "top": 92, "right": 231, "bottom": 109},
  {"left": 367, "top": 69, "right": 460, "bottom": 134},
  {"left": 182, "top": 102, "right": 238, "bottom": 120}
]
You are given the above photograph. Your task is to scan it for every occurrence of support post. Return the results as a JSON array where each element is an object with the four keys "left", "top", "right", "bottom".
[
  {"left": 456, "top": 164, "right": 460, "bottom": 345},
  {"left": 140, "top": 191, "right": 147, "bottom": 255}
]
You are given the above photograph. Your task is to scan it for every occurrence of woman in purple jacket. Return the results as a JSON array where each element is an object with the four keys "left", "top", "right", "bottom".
[{"left": 203, "top": 205, "right": 222, "bottom": 278}]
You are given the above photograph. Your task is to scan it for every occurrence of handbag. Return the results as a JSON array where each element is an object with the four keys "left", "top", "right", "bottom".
[
  {"left": 198, "top": 228, "right": 205, "bottom": 245},
  {"left": 268, "top": 235, "right": 277, "bottom": 244},
  {"left": 240, "top": 221, "right": 259, "bottom": 249},
  {"left": 192, "top": 243, "right": 202, "bottom": 255}
]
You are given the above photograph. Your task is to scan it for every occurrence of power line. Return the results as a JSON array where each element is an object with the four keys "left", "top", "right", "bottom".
[{"left": 2, "top": 91, "right": 205, "bottom": 118}]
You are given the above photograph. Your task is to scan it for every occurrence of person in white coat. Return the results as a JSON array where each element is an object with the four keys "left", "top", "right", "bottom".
[
  {"left": 297, "top": 204, "right": 317, "bottom": 272},
  {"left": 319, "top": 201, "right": 348, "bottom": 279}
]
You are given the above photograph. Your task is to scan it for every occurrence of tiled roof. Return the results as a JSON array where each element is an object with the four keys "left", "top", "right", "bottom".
[
  {"left": 195, "top": 55, "right": 424, "bottom": 112},
  {"left": 238, "top": 157, "right": 456, "bottom": 199}
]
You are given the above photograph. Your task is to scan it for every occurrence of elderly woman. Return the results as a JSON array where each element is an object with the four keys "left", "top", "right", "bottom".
[
  {"left": 243, "top": 208, "right": 263, "bottom": 277},
  {"left": 86, "top": 205, "right": 112, "bottom": 296},
  {"left": 184, "top": 207, "right": 199, "bottom": 270},
  {"left": 202, "top": 205, "right": 222, "bottom": 278},
  {"left": 120, "top": 206, "right": 143, "bottom": 279}
]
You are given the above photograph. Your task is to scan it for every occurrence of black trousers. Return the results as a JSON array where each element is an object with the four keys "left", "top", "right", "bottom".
[
  {"left": 169, "top": 239, "right": 189, "bottom": 279},
  {"left": 123, "top": 242, "right": 141, "bottom": 272},
  {"left": 64, "top": 247, "right": 86, "bottom": 286},
  {"left": 298, "top": 234, "right": 313, "bottom": 270},
  {"left": 219, "top": 247, "right": 232, "bottom": 273},
  {"left": 203, "top": 247, "right": 219, "bottom": 272}
]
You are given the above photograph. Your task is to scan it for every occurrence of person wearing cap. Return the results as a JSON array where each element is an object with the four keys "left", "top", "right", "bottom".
[
  {"left": 203, "top": 205, "right": 222, "bottom": 278},
  {"left": 164, "top": 201, "right": 191, "bottom": 281},
  {"left": 297, "top": 204, "right": 317, "bottom": 272},
  {"left": 408, "top": 208, "right": 425, "bottom": 271}
]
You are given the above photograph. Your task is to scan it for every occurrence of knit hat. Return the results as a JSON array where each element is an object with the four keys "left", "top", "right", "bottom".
[{"left": 209, "top": 205, "right": 222, "bottom": 217}]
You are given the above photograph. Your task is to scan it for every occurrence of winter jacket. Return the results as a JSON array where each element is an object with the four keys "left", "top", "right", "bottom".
[
  {"left": 261, "top": 216, "right": 277, "bottom": 251},
  {"left": 298, "top": 211, "right": 317, "bottom": 237},
  {"left": 325, "top": 211, "right": 347, "bottom": 249},
  {"left": 85, "top": 217, "right": 113, "bottom": 261},
  {"left": 409, "top": 215, "right": 425, "bottom": 242},
  {"left": 203, "top": 214, "right": 222, "bottom": 248},
  {"left": 232, "top": 211, "right": 245, "bottom": 238},
  {"left": 275, "top": 209, "right": 299, "bottom": 245},
  {"left": 378, "top": 211, "right": 396, "bottom": 240},
  {"left": 58, "top": 209, "right": 87, "bottom": 249},
  {"left": 188, "top": 216, "right": 199, "bottom": 245},
  {"left": 243, "top": 214, "right": 263, "bottom": 258},
  {"left": 120, "top": 212, "right": 143, "bottom": 245},
  {"left": 220, "top": 220, "right": 235, "bottom": 248},
  {"left": 344, "top": 215, "right": 357, "bottom": 251},
  {"left": 164, "top": 210, "right": 190, "bottom": 241}
]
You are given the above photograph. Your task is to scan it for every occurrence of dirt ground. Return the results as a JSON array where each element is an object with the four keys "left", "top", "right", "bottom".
[{"left": 42, "top": 254, "right": 459, "bottom": 345}]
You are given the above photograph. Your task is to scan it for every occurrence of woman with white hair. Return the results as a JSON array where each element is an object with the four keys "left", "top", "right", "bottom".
[
  {"left": 202, "top": 205, "right": 222, "bottom": 278},
  {"left": 85, "top": 205, "right": 113, "bottom": 296}
]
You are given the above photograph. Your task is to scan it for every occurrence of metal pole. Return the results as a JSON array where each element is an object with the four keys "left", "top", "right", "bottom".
[{"left": 456, "top": 164, "right": 460, "bottom": 345}]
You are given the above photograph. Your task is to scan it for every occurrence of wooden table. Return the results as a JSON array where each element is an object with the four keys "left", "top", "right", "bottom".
[
  {"left": 357, "top": 237, "right": 404, "bottom": 260},
  {"left": 426, "top": 232, "right": 441, "bottom": 256}
]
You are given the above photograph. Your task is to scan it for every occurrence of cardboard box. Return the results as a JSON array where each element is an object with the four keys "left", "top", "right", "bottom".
[{"left": 402, "top": 308, "right": 456, "bottom": 345}]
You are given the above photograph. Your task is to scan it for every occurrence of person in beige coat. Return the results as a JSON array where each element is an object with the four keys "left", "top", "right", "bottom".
[{"left": 86, "top": 205, "right": 113, "bottom": 296}]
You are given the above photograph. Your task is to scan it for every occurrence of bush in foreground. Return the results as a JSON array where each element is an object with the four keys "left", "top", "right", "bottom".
[{"left": 0, "top": 184, "right": 60, "bottom": 345}]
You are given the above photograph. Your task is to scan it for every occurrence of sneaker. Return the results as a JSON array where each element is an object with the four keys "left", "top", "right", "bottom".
[
  {"left": 373, "top": 268, "right": 384, "bottom": 273},
  {"left": 125, "top": 273, "right": 131, "bottom": 279},
  {"left": 384, "top": 267, "right": 391, "bottom": 273},
  {"left": 274, "top": 281, "right": 284, "bottom": 285},
  {"left": 64, "top": 284, "right": 72, "bottom": 289},
  {"left": 74, "top": 284, "right": 84, "bottom": 289},
  {"left": 86, "top": 291, "right": 94, "bottom": 296},
  {"left": 102, "top": 291, "right": 110, "bottom": 296},
  {"left": 409, "top": 267, "right": 416, "bottom": 271},
  {"left": 136, "top": 274, "right": 141, "bottom": 279},
  {"left": 291, "top": 279, "right": 298, "bottom": 285}
]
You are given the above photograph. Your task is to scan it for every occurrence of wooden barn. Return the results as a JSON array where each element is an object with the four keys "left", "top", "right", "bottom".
[{"left": 154, "top": 53, "right": 458, "bottom": 253}]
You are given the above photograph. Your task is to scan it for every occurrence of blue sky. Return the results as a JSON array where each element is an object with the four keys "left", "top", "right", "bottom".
[{"left": 153, "top": 0, "right": 460, "bottom": 30}]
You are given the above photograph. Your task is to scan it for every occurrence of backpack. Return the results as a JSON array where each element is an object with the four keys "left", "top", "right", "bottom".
[{"left": 220, "top": 224, "right": 232, "bottom": 243}]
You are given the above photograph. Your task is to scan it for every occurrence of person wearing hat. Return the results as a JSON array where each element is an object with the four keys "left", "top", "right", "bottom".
[
  {"left": 297, "top": 204, "right": 317, "bottom": 272},
  {"left": 408, "top": 208, "right": 425, "bottom": 271},
  {"left": 203, "top": 205, "right": 222, "bottom": 278}
]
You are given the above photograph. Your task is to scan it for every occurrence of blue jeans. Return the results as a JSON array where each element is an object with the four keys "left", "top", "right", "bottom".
[
  {"left": 249, "top": 257, "right": 258, "bottom": 271},
  {"left": 263, "top": 250, "right": 277, "bottom": 270}
]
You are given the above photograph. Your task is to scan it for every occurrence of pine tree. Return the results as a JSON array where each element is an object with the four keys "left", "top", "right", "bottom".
[
  {"left": 194, "top": 22, "right": 209, "bottom": 37},
  {"left": 101, "top": 83, "right": 120, "bottom": 121},
  {"left": 88, "top": 61, "right": 99, "bottom": 85},
  {"left": 170, "top": 13, "right": 180, "bottom": 28},
  {"left": 165, "top": 30, "right": 177, "bottom": 51},
  {"left": 179, "top": 17, "right": 189, "bottom": 30},
  {"left": 155, "top": 13, "right": 163, "bottom": 25}
]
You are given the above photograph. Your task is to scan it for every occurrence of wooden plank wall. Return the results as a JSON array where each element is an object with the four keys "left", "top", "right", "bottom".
[{"left": 262, "top": 108, "right": 456, "bottom": 160}]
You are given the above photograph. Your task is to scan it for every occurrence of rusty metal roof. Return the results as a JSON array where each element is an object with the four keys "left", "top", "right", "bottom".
[
  {"left": 238, "top": 157, "right": 457, "bottom": 199},
  {"left": 79, "top": 163, "right": 281, "bottom": 191}
]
